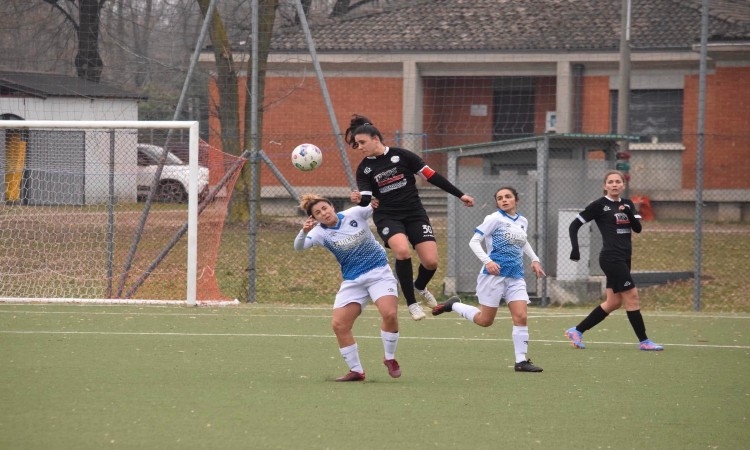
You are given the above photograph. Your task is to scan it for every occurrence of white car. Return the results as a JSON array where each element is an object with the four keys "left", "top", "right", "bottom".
[{"left": 137, "top": 144, "right": 209, "bottom": 203}]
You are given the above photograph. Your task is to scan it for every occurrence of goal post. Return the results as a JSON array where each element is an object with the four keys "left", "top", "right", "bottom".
[{"left": 0, "top": 120, "right": 243, "bottom": 306}]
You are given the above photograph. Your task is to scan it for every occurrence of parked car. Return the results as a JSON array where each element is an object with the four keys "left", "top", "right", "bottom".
[{"left": 137, "top": 144, "right": 209, "bottom": 203}]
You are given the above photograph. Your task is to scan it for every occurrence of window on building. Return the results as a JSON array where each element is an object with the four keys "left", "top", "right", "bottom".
[
  {"left": 610, "top": 89, "right": 683, "bottom": 143},
  {"left": 493, "top": 77, "right": 536, "bottom": 140}
]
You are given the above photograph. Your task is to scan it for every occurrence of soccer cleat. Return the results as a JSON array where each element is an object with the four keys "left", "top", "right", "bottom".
[
  {"left": 639, "top": 339, "right": 664, "bottom": 351},
  {"left": 408, "top": 303, "right": 426, "bottom": 321},
  {"left": 383, "top": 359, "right": 401, "bottom": 378},
  {"left": 431, "top": 296, "right": 460, "bottom": 316},
  {"left": 514, "top": 360, "right": 543, "bottom": 373},
  {"left": 565, "top": 327, "right": 586, "bottom": 349},
  {"left": 416, "top": 288, "right": 438, "bottom": 308},
  {"left": 335, "top": 370, "right": 366, "bottom": 382}
]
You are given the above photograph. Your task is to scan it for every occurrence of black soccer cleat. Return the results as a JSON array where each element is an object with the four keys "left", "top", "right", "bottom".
[
  {"left": 431, "top": 296, "right": 461, "bottom": 316},
  {"left": 514, "top": 360, "right": 543, "bottom": 373}
]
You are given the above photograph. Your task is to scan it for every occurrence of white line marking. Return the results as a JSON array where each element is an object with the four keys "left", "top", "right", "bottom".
[
  {"left": 1, "top": 307, "right": 748, "bottom": 320},
  {"left": 1, "top": 330, "right": 747, "bottom": 349}
]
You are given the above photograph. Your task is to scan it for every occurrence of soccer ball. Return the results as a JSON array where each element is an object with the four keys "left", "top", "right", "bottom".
[{"left": 291, "top": 143, "right": 323, "bottom": 171}]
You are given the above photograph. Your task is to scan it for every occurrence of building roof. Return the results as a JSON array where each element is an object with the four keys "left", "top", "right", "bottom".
[
  {"left": 270, "top": 0, "right": 750, "bottom": 53},
  {"left": 0, "top": 71, "right": 146, "bottom": 100}
]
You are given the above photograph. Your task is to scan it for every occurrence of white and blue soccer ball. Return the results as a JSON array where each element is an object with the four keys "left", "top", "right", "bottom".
[{"left": 291, "top": 143, "right": 323, "bottom": 171}]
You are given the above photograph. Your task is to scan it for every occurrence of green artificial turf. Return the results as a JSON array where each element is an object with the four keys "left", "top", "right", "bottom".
[{"left": 1, "top": 304, "right": 748, "bottom": 449}]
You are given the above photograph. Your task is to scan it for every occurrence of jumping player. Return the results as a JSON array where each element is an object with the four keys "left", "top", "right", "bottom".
[{"left": 345, "top": 114, "right": 475, "bottom": 321}]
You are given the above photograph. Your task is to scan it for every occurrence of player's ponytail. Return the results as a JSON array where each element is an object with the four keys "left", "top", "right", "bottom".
[
  {"left": 299, "top": 193, "right": 332, "bottom": 216},
  {"left": 345, "top": 114, "right": 383, "bottom": 148}
]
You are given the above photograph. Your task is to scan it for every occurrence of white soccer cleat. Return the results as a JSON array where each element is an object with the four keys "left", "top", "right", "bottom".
[
  {"left": 408, "top": 303, "right": 426, "bottom": 321},
  {"left": 416, "top": 288, "right": 438, "bottom": 308}
]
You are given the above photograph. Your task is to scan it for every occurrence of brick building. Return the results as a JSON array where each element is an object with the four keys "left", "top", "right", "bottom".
[{"left": 201, "top": 0, "right": 750, "bottom": 220}]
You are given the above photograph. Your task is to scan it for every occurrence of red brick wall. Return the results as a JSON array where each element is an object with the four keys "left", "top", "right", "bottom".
[
  {"left": 581, "top": 76, "right": 611, "bottom": 134},
  {"left": 682, "top": 66, "right": 750, "bottom": 189},
  {"left": 209, "top": 76, "right": 404, "bottom": 188},
  {"left": 208, "top": 68, "right": 750, "bottom": 191},
  {"left": 423, "top": 77, "right": 494, "bottom": 149}
]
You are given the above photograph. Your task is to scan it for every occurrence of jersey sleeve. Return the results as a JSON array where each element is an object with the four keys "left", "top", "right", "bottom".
[
  {"left": 294, "top": 227, "right": 320, "bottom": 250},
  {"left": 355, "top": 163, "right": 373, "bottom": 196},
  {"left": 343, "top": 205, "right": 374, "bottom": 221},
  {"left": 399, "top": 148, "right": 428, "bottom": 175},
  {"left": 577, "top": 199, "right": 601, "bottom": 223},
  {"left": 623, "top": 199, "right": 642, "bottom": 233},
  {"left": 469, "top": 232, "right": 492, "bottom": 265},
  {"left": 473, "top": 213, "right": 498, "bottom": 237}
]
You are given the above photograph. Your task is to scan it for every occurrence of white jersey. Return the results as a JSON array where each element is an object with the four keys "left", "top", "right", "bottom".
[
  {"left": 473, "top": 209, "right": 533, "bottom": 279},
  {"left": 301, "top": 206, "right": 388, "bottom": 281}
]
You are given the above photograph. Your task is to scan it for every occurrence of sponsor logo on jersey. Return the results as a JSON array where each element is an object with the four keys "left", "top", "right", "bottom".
[
  {"left": 615, "top": 212, "right": 630, "bottom": 224},
  {"left": 382, "top": 227, "right": 390, "bottom": 235},
  {"left": 380, "top": 179, "right": 407, "bottom": 193},
  {"left": 391, "top": 156, "right": 400, "bottom": 163},
  {"left": 331, "top": 228, "right": 367, "bottom": 250}
]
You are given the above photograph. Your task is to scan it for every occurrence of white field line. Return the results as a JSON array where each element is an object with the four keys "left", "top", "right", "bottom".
[
  {"left": 0, "top": 305, "right": 748, "bottom": 320},
  {"left": 1, "top": 305, "right": 748, "bottom": 349},
  {"left": 0, "top": 329, "right": 748, "bottom": 349}
]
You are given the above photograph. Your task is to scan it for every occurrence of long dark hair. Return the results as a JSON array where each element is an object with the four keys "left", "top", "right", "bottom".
[{"left": 344, "top": 114, "right": 384, "bottom": 149}]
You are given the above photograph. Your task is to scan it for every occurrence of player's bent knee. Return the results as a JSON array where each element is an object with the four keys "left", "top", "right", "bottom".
[{"left": 475, "top": 316, "right": 494, "bottom": 327}]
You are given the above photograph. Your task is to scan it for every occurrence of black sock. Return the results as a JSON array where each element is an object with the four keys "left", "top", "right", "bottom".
[
  {"left": 576, "top": 305, "right": 609, "bottom": 333},
  {"left": 413, "top": 264, "right": 436, "bottom": 291},
  {"left": 626, "top": 309, "right": 648, "bottom": 342},
  {"left": 395, "top": 259, "right": 417, "bottom": 306}
]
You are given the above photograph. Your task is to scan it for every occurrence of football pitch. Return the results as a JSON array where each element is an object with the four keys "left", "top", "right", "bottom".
[{"left": 1, "top": 303, "right": 748, "bottom": 450}]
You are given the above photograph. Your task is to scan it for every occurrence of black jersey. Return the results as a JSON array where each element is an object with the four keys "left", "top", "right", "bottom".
[
  {"left": 577, "top": 196, "right": 641, "bottom": 261},
  {"left": 355, "top": 147, "right": 428, "bottom": 216}
]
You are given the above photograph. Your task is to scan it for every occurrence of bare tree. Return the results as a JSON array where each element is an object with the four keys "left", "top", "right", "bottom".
[
  {"left": 197, "top": 0, "right": 241, "bottom": 153},
  {"left": 42, "top": 0, "right": 107, "bottom": 82}
]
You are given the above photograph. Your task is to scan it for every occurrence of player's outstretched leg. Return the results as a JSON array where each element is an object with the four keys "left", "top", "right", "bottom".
[{"left": 432, "top": 296, "right": 461, "bottom": 316}]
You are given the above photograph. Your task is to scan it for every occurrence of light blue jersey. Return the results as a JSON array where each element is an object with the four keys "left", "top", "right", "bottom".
[
  {"left": 304, "top": 206, "right": 389, "bottom": 281},
  {"left": 474, "top": 209, "right": 530, "bottom": 279}
]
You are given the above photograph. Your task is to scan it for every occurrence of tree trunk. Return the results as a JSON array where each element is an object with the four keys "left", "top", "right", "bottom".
[
  {"left": 75, "top": 0, "right": 104, "bottom": 82},
  {"left": 196, "top": 0, "right": 243, "bottom": 220},
  {"left": 233, "top": 0, "right": 279, "bottom": 222}
]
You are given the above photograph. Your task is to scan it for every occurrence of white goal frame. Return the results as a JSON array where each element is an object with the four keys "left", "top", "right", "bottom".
[{"left": 0, "top": 120, "right": 203, "bottom": 306}]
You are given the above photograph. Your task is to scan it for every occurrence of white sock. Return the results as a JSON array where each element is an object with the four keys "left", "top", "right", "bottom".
[
  {"left": 381, "top": 330, "right": 399, "bottom": 360},
  {"left": 452, "top": 302, "right": 479, "bottom": 322},
  {"left": 512, "top": 326, "right": 529, "bottom": 363},
  {"left": 339, "top": 343, "right": 364, "bottom": 373}
]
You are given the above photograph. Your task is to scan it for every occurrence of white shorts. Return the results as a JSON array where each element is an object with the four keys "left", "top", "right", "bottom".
[
  {"left": 475, "top": 274, "right": 530, "bottom": 308},
  {"left": 334, "top": 264, "right": 399, "bottom": 309}
]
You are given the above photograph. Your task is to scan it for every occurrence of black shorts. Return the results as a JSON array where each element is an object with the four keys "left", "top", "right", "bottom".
[
  {"left": 374, "top": 212, "right": 436, "bottom": 249},
  {"left": 599, "top": 258, "right": 635, "bottom": 293}
]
